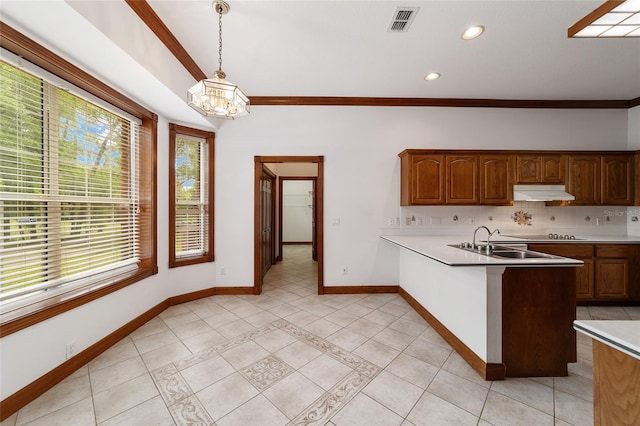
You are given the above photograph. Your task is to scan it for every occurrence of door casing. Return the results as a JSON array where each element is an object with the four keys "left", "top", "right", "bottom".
[{"left": 254, "top": 156, "right": 324, "bottom": 295}]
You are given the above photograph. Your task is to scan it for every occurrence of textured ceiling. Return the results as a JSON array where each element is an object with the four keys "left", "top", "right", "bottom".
[{"left": 2, "top": 1, "right": 639, "bottom": 127}]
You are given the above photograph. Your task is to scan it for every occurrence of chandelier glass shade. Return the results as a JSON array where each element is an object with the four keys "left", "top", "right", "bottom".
[{"left": 187, "top": 1, "right": 249, "bottom": 119}]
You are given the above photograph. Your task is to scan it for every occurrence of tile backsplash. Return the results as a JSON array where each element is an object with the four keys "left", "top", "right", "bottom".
[{"left": 387, "top": 203, "right": 640, "bottom": 237}]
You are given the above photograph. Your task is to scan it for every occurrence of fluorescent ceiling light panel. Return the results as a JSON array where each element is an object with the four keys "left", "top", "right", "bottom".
[{"left": 569, "top": 0, "right": 640, "bottom": 37}]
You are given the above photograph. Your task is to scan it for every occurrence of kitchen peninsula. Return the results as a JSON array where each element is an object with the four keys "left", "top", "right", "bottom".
[
  {"left": 573, "top": 320, "right": 640, "bottom": 425},
  {"left": 381, "top": 235, "right": 584, "bottom": 380}
]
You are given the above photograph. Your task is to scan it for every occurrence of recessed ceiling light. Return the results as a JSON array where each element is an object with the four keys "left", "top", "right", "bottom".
[
  {"left": 424, "top": 72, "right": 441, "bottom": 81},
  {"left": 461, "top": 25, "right": 485, "bottom": 40}
]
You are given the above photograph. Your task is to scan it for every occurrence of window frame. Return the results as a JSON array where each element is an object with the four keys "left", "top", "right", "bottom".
[
  {"left": 0, "top": 22, "right": 157, "bottom": 338},
  {"left": 169, "top": 123, "right": 215, "bottom": 268}
]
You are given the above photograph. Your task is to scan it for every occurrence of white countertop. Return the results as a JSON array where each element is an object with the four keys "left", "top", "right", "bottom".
[
  {"left": 380, "top": 235, "right": 584, "bottom": 267},
  {"left": 490, "top": 235, "right": 640, "bottom": 244},
  {"left": 574, "top": 320, "right": 640, "bottom": 361}
]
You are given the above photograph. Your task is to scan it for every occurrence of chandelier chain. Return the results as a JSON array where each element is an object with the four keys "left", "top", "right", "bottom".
[{"left": 218, "top": 7, "right": 223, "bottom": 71}]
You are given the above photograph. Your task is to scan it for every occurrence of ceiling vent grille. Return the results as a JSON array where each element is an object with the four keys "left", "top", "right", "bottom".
[{"left": 388, "top": 7, "right": 419, "bottom": 32}]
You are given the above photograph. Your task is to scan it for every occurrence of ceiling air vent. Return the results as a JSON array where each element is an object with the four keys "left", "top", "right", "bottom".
[{"left": 388, "top": 7, "right": 419, "bottom": 32}]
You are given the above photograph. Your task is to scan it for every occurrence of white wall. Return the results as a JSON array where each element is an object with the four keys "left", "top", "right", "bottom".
[
  {"left": 629, "top": 106, "right": 640, "bottom": 150},
  {"left": 0, "top": 105, "right": 631, "bottom": 400},
  {"left": 283, "top": 180, "right": 314, "bottom": 242},
  {"left": 214, "top": 105, "right": 628, "bottom": 290}
]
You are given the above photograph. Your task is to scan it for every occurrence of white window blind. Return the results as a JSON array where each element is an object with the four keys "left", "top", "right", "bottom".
[
  {"left": 0, "top": 60, "right": 140, "bottom": 303},
  {"left": 174, "top": 134, "right": 209, "bottom": 258}
]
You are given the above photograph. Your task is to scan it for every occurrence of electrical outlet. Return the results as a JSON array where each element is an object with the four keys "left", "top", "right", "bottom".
[
  {"left": 430, "top": 217, "right": 441, "bottom": 225},
  {"left": 219, "top": 268, "right": 226, "bottom": 275},
  {"left": 387, "top": 217, "right": 394, "bottom": 226},
  {"left": 469, "top": 217, "right": 475, "bottom": 225},
  {"left": 342, "top": 266, "right": 348, "bottom": 275},
  {"left": 405, "top": 217, "right": 412, "bottom": 226}
]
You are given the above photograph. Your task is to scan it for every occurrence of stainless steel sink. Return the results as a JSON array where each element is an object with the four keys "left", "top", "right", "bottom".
[
  {"left": 448, "top": 244, "right": 559, "bottom": 260},
  {"left": 490, "top": 250, "right": 549, "bottom": 259}
]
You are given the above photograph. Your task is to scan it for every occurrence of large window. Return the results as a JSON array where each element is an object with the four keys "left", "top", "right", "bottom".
[
  {"left": 169, "top": 124, "right": 214, "bottom": 268},
  {"left": 0, "top": 27, "right": 156, "bottom": 335}
]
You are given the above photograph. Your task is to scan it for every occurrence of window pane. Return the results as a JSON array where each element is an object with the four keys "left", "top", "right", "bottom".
[
  {"left": 175, "top": 136, "right": 201, "bottom": 202},
  {"left": 175, "top": 203, "right": 205, "bottom": 255},
  {"left": 0, "top": 61, "right": 140, "bottom": 302},
  {"left": 55, "top": 90, "right": 129, "bottom": 199},
  {"left": 0, "top": 61, "right": 44, "bottom": 195},
  {"left": 175, "top": 136, "right": 207, "bottom": 257}
]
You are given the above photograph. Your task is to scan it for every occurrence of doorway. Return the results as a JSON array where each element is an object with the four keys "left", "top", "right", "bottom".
[
  {"left": 254, "top": 156, "right": 324, "bottom": 295},
  {"left": 279, "top": 177, "right": 317, "bottom": 263}
]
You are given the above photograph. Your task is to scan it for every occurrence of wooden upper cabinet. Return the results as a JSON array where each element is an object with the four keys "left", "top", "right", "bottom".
[
  {"left": 400, "top": 149, "right": 637, "bottom": 206},
  {"left": 516, "top": 155, "right": 541, "bottom": 183},
  {"left": 410, "top": 155, "right": 445, "bottom": 205},
  {"left": 541, "top": 155, "right": 567, "bottom": 183},
  {"left": 399, "top": 152, "right": 445, "bottom": 205},
  {"left": 412, "top": 155, "right": 445, "bottom": 204},
  {"left": 601, "top": 155, "right": 634, "bottom": 206},
  {"left": 515, "top": 155, "right": 566, "bottom": 184},
  {"left": 567, "top": 156, "right": 601, "bottom": 205},
  {"left": 446, "top": 156, "right": 479, "bottom": 204},
  {"left": 480, "top": 155, "right": 513, "bottom": 205}
]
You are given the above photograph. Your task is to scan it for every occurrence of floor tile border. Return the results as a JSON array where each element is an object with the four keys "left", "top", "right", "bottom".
[{"left": 152, "top": 318, "right": 382, "bottom": 425}]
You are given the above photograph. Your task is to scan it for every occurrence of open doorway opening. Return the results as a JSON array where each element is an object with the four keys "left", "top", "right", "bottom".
[
  {"left": 279, "top": 177, "right": 317, "bottom": 262},
  {"left": 254, "top": 156, "right": 324, "bottom": 295}
]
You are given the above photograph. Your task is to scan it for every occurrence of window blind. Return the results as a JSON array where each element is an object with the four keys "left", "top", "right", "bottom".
[
  {"left": 0, "top": 61, "right": 140, "bottom": 302},
  {"left": 174, "top": 134, "right": 209, "bottom": 258}
]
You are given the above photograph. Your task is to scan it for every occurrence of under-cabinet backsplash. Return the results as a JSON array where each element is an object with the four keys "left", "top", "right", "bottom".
[{"left": 389, "top": 203, "right": 640, "bottom": 236}]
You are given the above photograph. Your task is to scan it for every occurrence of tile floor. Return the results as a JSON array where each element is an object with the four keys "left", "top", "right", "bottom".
[{"left": 3, "top": 245, "right": 640, "bottom": 426}]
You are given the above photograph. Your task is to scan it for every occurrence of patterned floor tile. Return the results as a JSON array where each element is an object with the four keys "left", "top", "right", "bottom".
[
  {"left": 12, "top": 245, "right": 619, "bottom": 425},
  {"left": 240, "top": 355, "right": 295, "bottom": 391}
]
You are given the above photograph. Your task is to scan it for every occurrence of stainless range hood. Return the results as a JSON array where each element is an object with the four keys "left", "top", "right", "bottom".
[{"left": 513, "top": 185, "right": 575, "bottom": 202}]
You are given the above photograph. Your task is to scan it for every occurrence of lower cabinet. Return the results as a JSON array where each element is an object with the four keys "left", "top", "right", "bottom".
[
  {"left": 529, "top": 243, "right": 637, "bottom": 303},
  {"left": 595, "top": 245, "right": 630, "bottom": 299},
  {"left": 576, "top": 258, "right": 595, "bottom": 300}
]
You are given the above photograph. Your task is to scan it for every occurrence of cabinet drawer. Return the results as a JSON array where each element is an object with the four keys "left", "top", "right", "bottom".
[
  {"left": 529, "top": 244, "right": 593, "bottom": 258},
  {"left": 596, "top": 245, "right": 630, "bottom": 258}
]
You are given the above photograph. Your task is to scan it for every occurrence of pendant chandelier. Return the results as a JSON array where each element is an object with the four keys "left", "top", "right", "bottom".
[{"left": 187, "top": 1, "right": 249, "bottom": 119}]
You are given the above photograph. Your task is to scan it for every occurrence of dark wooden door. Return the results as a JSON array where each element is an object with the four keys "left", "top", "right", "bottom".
[
  {"left": 261, "top": 167, "right": 275, "bottom": 277},
  {"left": 311, "top": 180, "right": 317, "bottom": 261}
]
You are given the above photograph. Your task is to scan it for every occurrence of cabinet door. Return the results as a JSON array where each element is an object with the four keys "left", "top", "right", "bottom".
[
  {"left": 411, "top": 155, "right": 445, "bottom": 204},
  {"left": 446, "top": 156, "right": 478, "bottom": 204},
  {"left": 480, "top": 155, "right": 512, "bottom": 205},
  {"left": 633, "top": 151, "right": 640, "bottom": 206},
  {"left": 576, "top": 258, "right": 595, "bottom": 300},
  {"left": 541, "top": 155, "right": 567, "bottom": 183},
  {"left": 595, "top": 258, "right": 629, "bottom": 299},
  {"left": 516, "top": 155, "right": 541, "bottom": 183},
  {"left": 529, "top": 244, "right": 595, "bottom": 301},
  {"left": 601, "top": 155, "right": 633, "bottom": 205},
  {"left": 568, "top": 156, "right": 601, "bottom": 205}
]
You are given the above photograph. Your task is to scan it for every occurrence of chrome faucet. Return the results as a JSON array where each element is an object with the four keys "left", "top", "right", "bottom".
[{"left": 473, "top": 226, "right": 500, "bottom": 250}]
